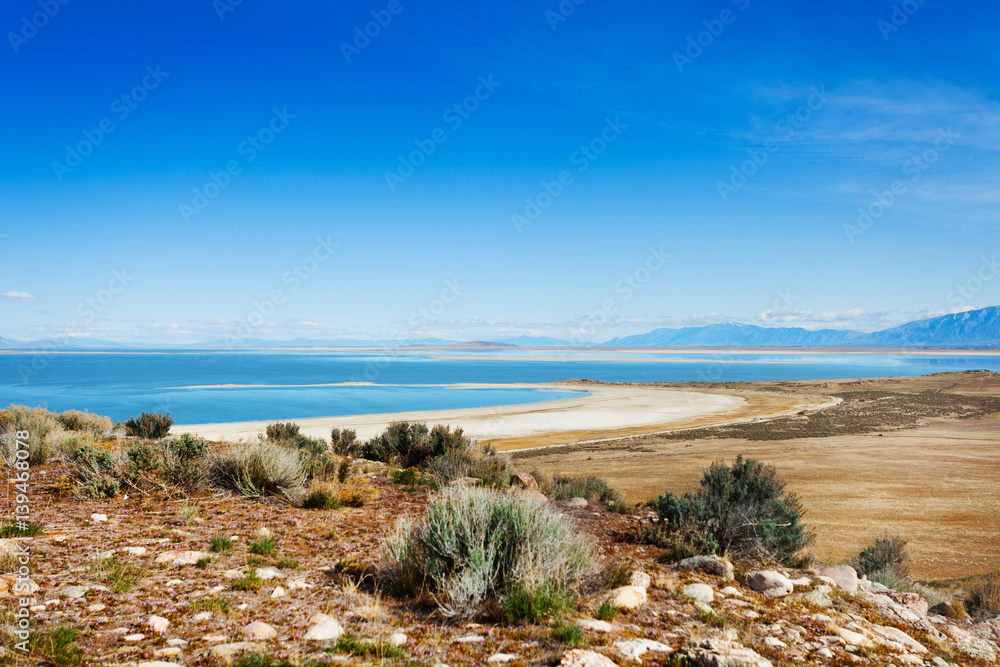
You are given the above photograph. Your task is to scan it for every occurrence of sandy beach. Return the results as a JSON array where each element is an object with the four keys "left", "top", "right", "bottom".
[{"left": 172, "top": 382, "right": 832, "bottom": 445}]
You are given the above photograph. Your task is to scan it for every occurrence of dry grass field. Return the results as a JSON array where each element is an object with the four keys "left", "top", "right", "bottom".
[{"left": 509, "top": 370, "right": 1000, "bottom": 581}]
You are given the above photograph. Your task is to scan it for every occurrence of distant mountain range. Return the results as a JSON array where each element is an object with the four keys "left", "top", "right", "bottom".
[
  {"left": 2, "top": 306, "right": 998, "bottom": 350},
  {"left": 602, "top": 306, "right": 1000, "bottom": 348}
]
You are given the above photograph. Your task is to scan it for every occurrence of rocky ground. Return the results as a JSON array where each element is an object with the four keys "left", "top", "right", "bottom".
[{"left": 2, "top": 460, "right": 999, "bottom": 667}]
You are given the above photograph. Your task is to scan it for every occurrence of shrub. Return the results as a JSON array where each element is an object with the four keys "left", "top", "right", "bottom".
[
  {"left": 230, "top": 570, "right": 264, "bottom": 591},
  {"left": 596, "top": 597, "right": 618, "bottom": 621},
  {"left": 332, "top": 634, "right": 405, "bottom": 661},
  {"left": 551, "top": 619, "right": 585, "bottom": 647},
  {"left": 266, "top": 421, "right": 325, "bottom": 454},
  {"left": 56, "top": 409, "right": 112, "bottom": 437},
  {"left": 208, "top": 440, "right": 307, "bottom": 500},
  {"left": 125, "top": 411, "right": 173, "bottom": 439},
  {"left": 503, "top": 582, "right": 574, "bottom": 622},
  {"left": 647, "top": 456, "right": 811, "bottom": 565},
  {"left": 349, "top": 422, "right": 474, "bottom": 468},
  {"left": 0, "top": 405, "right": 60, "bottom": 467},
  {"left": 91, "top": 554, "right": 145, "bottom": 593},
  {"left": 331, "top": 428, "right": 358, "bottom": 456},
  {"left": 210, "top": 535, "right": 234, "bottom": 554},
  {"left": 384, "top": 486, "right": 593, "bottom": 618},
  {"left": 424, "top": 446, "right": 514, "bottom": 487},
  {"left": 249, "top": 537, "right": 278, "bottom": 555},
  {"left": 852, "top": 536, "right": 907, "bottom": 577},
  {"left": 965, "top": 571, "right": 1000, "bottom": 618},
  {"left": 302, "top": 483, "right": 342, "bottom": 510}
]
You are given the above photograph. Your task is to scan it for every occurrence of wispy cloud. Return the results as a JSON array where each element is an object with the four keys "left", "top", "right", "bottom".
[{"left": 1, "top": 290, "right": 42, "bottom": 303}]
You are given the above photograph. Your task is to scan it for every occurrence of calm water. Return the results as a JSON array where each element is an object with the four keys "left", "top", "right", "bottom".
[{"left": 2, "top": 349, "right": 998, "bottom": 424}]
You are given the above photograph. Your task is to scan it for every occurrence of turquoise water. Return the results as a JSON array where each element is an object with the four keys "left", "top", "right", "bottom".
[{"left": 2, "top": 349, "right": 998, "bottom": 424}]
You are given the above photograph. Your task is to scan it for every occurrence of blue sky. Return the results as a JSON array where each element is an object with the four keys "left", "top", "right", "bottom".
[{"left": 1, "top": 0, "right": 999, "bottom": 344}]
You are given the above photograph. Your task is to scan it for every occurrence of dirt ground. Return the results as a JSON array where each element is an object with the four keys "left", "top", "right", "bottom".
[{"left": 510, "top": 370, "right": 1000, "bottom": 581}]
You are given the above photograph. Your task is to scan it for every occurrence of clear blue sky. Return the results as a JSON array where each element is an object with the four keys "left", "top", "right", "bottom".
[{"left": 2, "top": 0, "right": 998, "bottom": 344}]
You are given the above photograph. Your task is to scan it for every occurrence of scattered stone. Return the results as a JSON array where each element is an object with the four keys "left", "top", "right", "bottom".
[
  {"left": 818, "top": 565, "right": 859, "bottom": 595},
  {"left": 122, "top": 546, "right": 147, "bottom": 556},
  {"left": 871, "top": 625, "right": 927, "bottom": 653},
  {"left": 124, "top": 633, "right": 145, "bottom": 641},
  {"left": 509, "top": 472, "right": 538, "bottom": 491},
  {"left": 255, "top": 567, "right": 283, "bottom": 580},
  {"left": 763, "top": 637, "right": 787, "bottom": 650},
  {"left": 388, "top": 632, "right": 407, "bottom": 646},
  {"left": 682, "top": 583, "right": 715, "bottom": 605},
  {"left": 167, "top": 638, "right": 188, "bottom": 646},
  {"left": 308, "top": 612, "right": 336, "bottom": 624},
  {"left": 803, "top": 590, "right": 833, "bottom": 607},
  {"left": 62, "top": 585, "right": 90, "bottom": 599},
  {"left": 563, "top": 497, "right": 588, "bottom": 508},
  {"left": 166, "top": 579, "right": 185, "bottom": 587},
  {"left": 202, "top": 634, "right": 227, "bottom": 643},
  {"left": 680, "top": 638, "right": 773, "bottom": 667},
  {"left": 629, "top": 571, "right": 651, "bottom": 589},
  {"left": 832, "top": 627, "right": 874, "bottom": 648},
  {"left": 90, "top": 514, "right": 108, "bottom": 523},
  {"left": 720, "top": 586, "right": 743, "bottom": 597},
  {"left": 454, "top": 635, "right": 485, "bottom": 643},
  {"left": 156, "top": 550, "right": 211, "bottom": 567},
  {"left": 611, "top": 586, "right": 647, "bottom": 610},
  {"left": 255, "top": 527, "right": 272, "bottom": 538},
  {"left": 488, "top": 653, "right": 517, "bottom": 663},
  {"left": 270, "top": 586, "right": 286, "bottom": 598},
  {"left": 676, "top": 555, "right": 735, "bottom": 581},
  {"left": 745, "top": 571, "right": 793, "bottom": 598},
  {"left": 192, "top": 612, "right": 212, "bottom": 622},
  {"left": 287, "top": 579, "right": 313, "bottom": 590},
  {"left": 615, "top": 638, "right": 671, "bottom": 660},
  {"left": 243, "top": 621, "right": 277, "bottom": 639},
  {"left": 137, "top": 662, "right": 180, "bottom": 667},
  {"left": 577, "top": 618, "right": 614, "bottom": 633},
  {"left": 559, "top": 649, "right": 619, "bottom": 667},
  {"left": 221, "top": 569, "right": 243, "bottom": 580},
  {"left": 87, "top": 603, "right": 106, "bottom": 612},
  {"left": 153, "top": 647, "right": 183, "bottom": 657},
  {"left": 303, "top": 620, "right": 344, "bottom": 641},
  {"left": 815, "top": 647, "right": 834, "bottom": 658},
  {"left": 789, "top": 576, "right": 811, "bottom": 587},
  {"left": 148, "top": 615, "right": 170, "bottom": 633}
]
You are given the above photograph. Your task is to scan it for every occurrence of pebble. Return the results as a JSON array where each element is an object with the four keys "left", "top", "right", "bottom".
[
  {"left": 270, "top": 586, "right": 286, "bottom": 598},
  {"left": 124, "top": 633, "right": 145, "bottom": 641},
  {"left": 287, "top": 579, "right": 313, "bottom": 590},
  {"left": 153, "top": 647, "right": 183, "bottom": 657},
  {"left": 610, "top": 585, "right": 647, "bottom": 609},
  {"left": 255, "top": 567, "right": 282, "bottom": 580},
  {"left": 243, "top": 621, "right": 277, "bottom": 639},
  {"left": 388, "top": 632, "right": 407, "bottom": 646},
  {"left": 303, "top": 620, "right": 344, "bottom": 641},
  {"left": 62, "top": 586, "right": 90, "bottom": 599},
  {"left": 87, "top": 603, "right": 106, "bottom": 612},
  {"left": 559, "top": 649, "right": 619, "bottom": 667},
  {"left": 454, "top": 635, "right": 485, "bottom": 643},
  {"left": 487, "top": 653, "right": 517, "bottom": 663},
  {"left": 255, "top": 527, "right": 272, "bottom": 538},
  {"left": 192, "top": 612, "right": 212, "bottom": 622},
  {"left": 167, "top": 638, "right": 188, "bottom": 646},
  {"left": 615, "top": 638, "right": 671, "bottom": 660},
  {"left": 764, "top": 637, "right": 788, "bottom": 649},
  {"left": 122, "top": 546, "right": 148, "bottom": 556},
  {"left": 682, "top": 583, "right": 715, "bottom": 605},
  {"left": 576, "top": 618, "right": 614, "bottom": 633},
  {"left": 148, "top": 615, "right": 170, "bottom": 633},
  {"left": 90, "top": 514, "right": 108, "bottom": 523}
]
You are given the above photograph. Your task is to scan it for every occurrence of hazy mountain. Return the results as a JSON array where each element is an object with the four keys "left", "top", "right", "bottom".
[
  {"left": 491, "top": 336, "right": 575, "bottom": 347},
  {"left": 858, "top": 306, "right": 1000, "bottom": 348}
]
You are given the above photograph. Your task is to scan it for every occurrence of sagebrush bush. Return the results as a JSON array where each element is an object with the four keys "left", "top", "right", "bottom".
[
  {"left": 265, "top": 422, "right": 326, "bottom": 454},
  {"left": 208, "top": 440, "right": 307, "bottom": 500},
  {"left": 965, "top": 571, "right": 1000, "bottom": 618},
  {"left": 534, "top": 471, "right": 623, "bottom": 504},
  {"left": 852, "top": 536, "right": 907, "bottom": 577},
  {"left": 125, "top": 411, "right": 173, "bottom": 439},
  {"left": 424, "top": 446, "right": 515, "bottom": 487},
  {"left": 384, "top": 486, "right": 593, "bottom": 618},
  {"left": 67, "top": 435, "right": 211, "bottom": 498},
  {"left": 56, "top": 409, "right": 112, "bottom": 437},
  {"left": 0, "top": 405, "right": 60, "bottom": 466},
  {"left": 343, "top": 422, "right": 473, "bottom": 468},
  {"left": 647, "top": 456, "right": 812, "bottom": 565},
  {"left": 330, "top": 428, "right": 358, "bottom": 455}
]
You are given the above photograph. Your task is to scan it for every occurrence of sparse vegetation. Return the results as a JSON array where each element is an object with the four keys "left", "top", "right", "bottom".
[
  {"left": 91, "top": 554, "right": 145, "bottom": 593},
  {"left": 230, "top": 570, "right": 265, "bottom": 592},
  {"left": 208, "top": 440, "right": 307, "bottom": 500},
  {"left": 249, "top": 536, "right": 278, "bottom": 555},
  {"left": 596, "top": 596, "right": 618, "bottom": 621},
  {"left": 266, "top": 421, "right": 326, "bottom": 454},
  {"left": 56, "top": 410, "right": 112, "bottom": 437},
  {"left": 124, "top": 411, "right": 173, "bottom": 439},
  {"left": 31, "top": 625, "right": 82, "bottom": 666},
  {"left": 384, "top": 486, "right": 593, "bottom": 618},
  {"left": 330, "top": 634, "right": 406, "bottom": 661},
  {"left": 503, "top": 582, "right": 575, "bottom": 622},
  {"left": 965, "top": 571, "right": 1000, "bottom": 618},
  {"left": 644, "top": 456, "right": 812, "bottom": 565},
  {"left": 0, "top": 520, "right": 43, "bottom": 537},
  {"left": 551, "top": 619, "right": 585, "bottom": 647},
  {"left": 852, "top": 536, "right": 908, "bottom": 577},
  {"left": 210, "top": 534, "right": 235, "bottom": 554},
  {"left": 190, "top": 596, "right": 232, "bottom": 616}
]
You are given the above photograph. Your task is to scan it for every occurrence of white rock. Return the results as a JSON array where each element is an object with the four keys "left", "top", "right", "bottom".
[
  {"left": 238, "top": 603, "right": 248, "bottom": 611},
  {"left": 833, "top": 627, "right": 874, "bottom": 648},
  {"left": 871, "top": 625, "right": 927, "bottom": 653},
  {"left": 559, "top": 649, "right": 619, "bottom": 667},
  {"left": 156, "top": 550, "right": 211, "bottom": 567},
  {"left": 488, "top": 653, "right": 517, "bottom": 663},
  {"left": 87, "top": 603, "right": 106, "bottom": 612},
  {"left": 763, "top": 637, "right": 788, "bottom": 649},
  {"left": 744, "top": 571, "right": 794, "bottom": 597},
  {"left": 124, "top": 633, "right": 145, "bottom": 641},
  {"left": 202, "top": 634, "right": 228, "bottom": 643},
  {"left": 221, "top": 569, "right": 243, "bottom": 580},
  {"left": 122, "top": 546, "right": 147, "bottom": 556},
  {"left": 563, "top": 497, "right": 588, "bottom": 509},
  {"left": 62, "top": 585, "right": 90, "bottom": 599},
  {"left": 270, "top": 586, "right": 286, "bottom": 598},
  {"left": 577, "top": 618, "right": 614, "bottom": 632},
  {"left": 166, "top": 579, "right": 184, "bottom": 587},
  {"left": 137, "top": 662, "right": 179, "bottom": 667},
  {"left": 819, "top": 565, "right": 859, "bottom": 595},
  {"left": 683, "top": 639, "right": 772, "bottom": 667},
  {"left": 148, "top": 615, "right": 170, "bottom": 633},
  {"left": 629, "top": 571, "right": 651, "bottom": 589},
  {"left": 243, "top": 621, "right": 277, "bottom": 639},
  {"left": 91, "top": 514, "right": 108, "bottom": 523},
  {"left": 287, "top": 579, "right": 313, "bottom": 590},
  {"left": 255, "top": 527, "right": 272, "bottom": 538},
  {"left": 308, "top": 612, "right": 336, "bottom": 624},
  {"left": 304, "top": 619, "right": 344, "bottom": 641},
  {"left": 682, "top": 583, "right": 715, "bottom": 605},
  {"left": 789, "top": 576, "right": 811, "bottom": 587},
  {"left": 815, "top": 647, "right": 834, "bottom": 658},
  {"left": 192, "top": 612, "right": 212, "bottom": 622},
  {"left": 153, "top": 647, "right": 183, "bottom": 657},
  {"left": 255, "top": 567, "right": 283, "bottom": 580},
  {"left": 200, "top": 642, "right": 265, "bottom": 661},
  {"left": 167, "top": 638, "right": 188, "bottom": 646},
  {"left": 615, "top": 638, "right": 671, "bottom": 660},
  {"left": 388, "top": 632, "right": 407, "bottom": 646},
  {"left": 720, "top": 586, "right": 743, "bottom": 597},
  {"left": 454, "top": 635, "right": 485, "bottom": 643},
  {"left": 610, "top": 585, "right": 647, "bottom": 609}
]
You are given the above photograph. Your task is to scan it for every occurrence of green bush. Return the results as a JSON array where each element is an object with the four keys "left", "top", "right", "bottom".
[
  {"left": 208, "top": 440, "right": 307, "bottom": 500},
  {"left": 647, "top": 456, "right": 811, "bottom": 565},
  {"left": 384, "top": 486, "right": 593, "bottom": 618},
  {"left": 330, "top": 428, "right": 358, "bottom": 456},
  {"left": 852, "top": 536, "right": 907, "bottom": 577},
  {"left": 503, "top": 581, "right": 574, "bottom": 622},
  {"left": 265, "top": 421, "right": 326, "bottom": 454},
  {"left": 125, "top": 411, "right": 173, "bottom": 439},
  {"left": 424, "top": 446, "right": 514, "bottom": 487},
  {"left": 56, "top": 409, "right": 112, "bottom": 437},
  {"left": 0, "top": 405, "right": 60, "bottom": 466},
  {"left": 347, "top": 422, "right": 473, "bottom": 468}
]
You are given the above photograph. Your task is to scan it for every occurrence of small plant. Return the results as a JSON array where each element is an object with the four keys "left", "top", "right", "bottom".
[
  {"left": 124, "top": 411, "right": 173, "bottom": 439},
  {"left": 302, "top": 482, "right": 342, "bottom": 510},
  {"left": 551, "top": 619, "right": 585, "bottom": 647},
  {"left": 275, "top": 556, "right": 299, "bottom": 569},
  {"left": 180, "top": 502, "right": 199, "bottom": 523},
  {"left": 230, "top": 570, "right": 264, "bottom": 592},
  {"left": 57, "top": 409, "right": 112, "bottom": 437},
  {"left": 336, "top": 457, "right": 351, "bottom": 483},
  {"left": 330, "top": 634, "right": 405, "bottom": 660},
  {"left": 190, "top": 596, "right": 231, "bottom": 616},
  {"left": 249, "top": 536, "right": 278, "bottom": 555},
  {"left": 210, "top": 534, "right": 235, "bottom": 555},
  {"left": 503, "top": 582, "right": 574, "bottom": 622},
  {"left": 331, "top": 428, "right": 358, "bottom": 457},
  {"left": 195, "top": 556, "right": 213, "bottom": 569},
  {"left": 596, "top": 597, "right": 618, "bottom": 621},
  {"left": 852, "top": 536, "right": 908, "bottom": 577},
  {"left": 92, "top": 555, "right": 145, "bottom": 593},
  {"left": 31, "top": 625, "right": 82, "bottom": 666},
  {"left": 266, "top": 421, "right": 326, "bottom": 454},
  {"left": 0, "top": 520, "right": 43, "bottom": 537}
]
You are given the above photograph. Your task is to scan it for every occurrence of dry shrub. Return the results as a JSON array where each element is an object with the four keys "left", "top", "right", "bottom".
[
  {"left": 56, "top": 410, "right": 112, "bottom": 437},
  {"left": 965, "top": 571, "right": 1000, "bottom": 618},
  {"left": 208, "top": 439, "right": 307, "bottom": 500}
]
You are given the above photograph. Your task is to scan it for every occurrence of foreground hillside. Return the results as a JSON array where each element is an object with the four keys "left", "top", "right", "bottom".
[{"left": 2, "top": 454, "right": 999, "bottom": 666}]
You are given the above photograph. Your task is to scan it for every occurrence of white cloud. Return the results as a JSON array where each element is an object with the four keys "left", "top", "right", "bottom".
[{"left": 1, "top": 290, "right": 41, "bottom": 303}]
